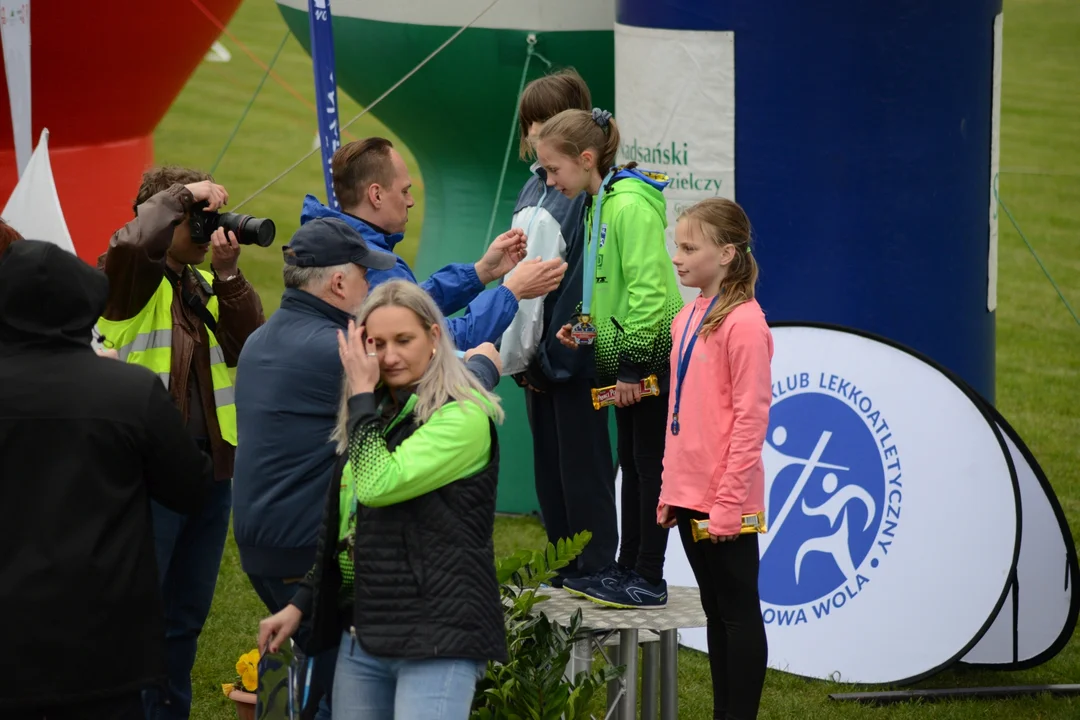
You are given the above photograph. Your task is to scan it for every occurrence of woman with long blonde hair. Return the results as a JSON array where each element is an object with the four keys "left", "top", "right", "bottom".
[{"left": 258, "top": 280, "right": 506, "bottom": 720}]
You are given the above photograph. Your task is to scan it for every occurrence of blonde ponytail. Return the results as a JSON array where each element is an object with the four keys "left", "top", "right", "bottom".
[{"left": 680, "top": 198, "right": 760, "bottom": 338}]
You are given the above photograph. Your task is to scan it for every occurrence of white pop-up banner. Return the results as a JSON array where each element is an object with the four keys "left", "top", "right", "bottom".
[
  {"left": 1, "top": 0, "right": 32, "bottom": 176},
  {"left": 757, "top": 324, "right": 1019, "bottom": 684}
]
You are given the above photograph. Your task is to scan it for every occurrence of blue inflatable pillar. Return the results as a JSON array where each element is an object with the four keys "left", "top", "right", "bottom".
[{"left": 614, "top": 0, "right": 1003, "bottom": 401}]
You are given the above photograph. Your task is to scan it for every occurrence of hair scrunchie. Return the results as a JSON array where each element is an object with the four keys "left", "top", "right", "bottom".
[{"left": 591, "top": 108, "right": 613, "bottom": 128}]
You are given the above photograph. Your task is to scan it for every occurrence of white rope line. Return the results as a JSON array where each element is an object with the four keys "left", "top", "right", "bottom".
[{"left": 232, "top": 0, "right": 504, "bottom": 212}]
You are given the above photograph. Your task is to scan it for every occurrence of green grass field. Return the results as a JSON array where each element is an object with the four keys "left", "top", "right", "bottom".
[{"left": 155, "top": 0, "right": 1080, "bottom": 717}]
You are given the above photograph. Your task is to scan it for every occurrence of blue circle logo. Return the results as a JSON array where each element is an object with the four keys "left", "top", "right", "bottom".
[{"left": 759, "top": 391, "right": 886, "bottom": 607}]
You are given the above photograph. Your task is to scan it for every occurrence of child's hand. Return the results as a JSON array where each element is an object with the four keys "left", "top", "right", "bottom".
[
  {"left": 657, "top": 504, "right": 677, "bottom": 528},
  {"left": 556, "top": 323, "right": 579, "bottom": 349},
  {"left": 614, "top": 380, "right": 642, "bottom": 407}
]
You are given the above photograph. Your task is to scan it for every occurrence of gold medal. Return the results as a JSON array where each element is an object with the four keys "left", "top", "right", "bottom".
[{"left": 571, "top": 313, "right": 597, "bottom": 345}]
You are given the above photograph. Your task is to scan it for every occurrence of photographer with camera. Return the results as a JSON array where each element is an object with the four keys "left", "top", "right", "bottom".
[{"left": 96, "top": 166, "right": 266, "bottom": 720}]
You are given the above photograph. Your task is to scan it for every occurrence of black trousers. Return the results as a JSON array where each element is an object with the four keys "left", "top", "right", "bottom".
[
  {"left": 614, "top": 391, "right": 671, "bottom": 583},
  {"left": 524, "top": 379, "right": 618, "bottom": 574},
  {"left": 675, "top": 507, "right": 768, "bottom": 720},
  {"left": 10, "top": 692, "right": 144, "bottom": 720}
]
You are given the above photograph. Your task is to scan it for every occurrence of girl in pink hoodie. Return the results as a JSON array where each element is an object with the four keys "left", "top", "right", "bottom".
[{"left": 657, "top": 197, "right": 772, "bottom": 720}]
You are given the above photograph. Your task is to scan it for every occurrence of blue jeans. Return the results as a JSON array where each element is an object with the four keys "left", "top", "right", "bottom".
[
  {"left": 142, "top": 479, "right": 232, "bottom": 720},
  {"left": 247, "top": 575, "right": 334, "bottom": 720},
  {"left": 332, "top": 631, "right": 485, "bottom": 720}
]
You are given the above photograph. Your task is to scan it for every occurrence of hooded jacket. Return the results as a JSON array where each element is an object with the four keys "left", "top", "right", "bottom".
[
  {"left": 585, "top": 167, "right": 684, "bottom": 387},
  {"left": 301, "top": 196, "right": 519, "bottom": 351},
  {"left": 0, "top": 240, "right": 213, "bottom": 709},
  {"left": 499, "top": 163, "right": 591, "bottom": 387}
]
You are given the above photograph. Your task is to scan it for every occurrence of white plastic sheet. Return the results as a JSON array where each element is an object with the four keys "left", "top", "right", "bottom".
[{"left": 498, "top": 205, "right": 566, "bottom": 376}]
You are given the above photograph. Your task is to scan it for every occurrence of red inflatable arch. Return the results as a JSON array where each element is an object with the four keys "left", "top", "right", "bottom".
[{"left": 0, "top": 0, "right": 243, "bottom": 263}]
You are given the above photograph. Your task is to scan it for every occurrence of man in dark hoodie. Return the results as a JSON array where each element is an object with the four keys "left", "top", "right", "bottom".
[{"left": 0, "top": 240, "right": 213, "bottom": 719}]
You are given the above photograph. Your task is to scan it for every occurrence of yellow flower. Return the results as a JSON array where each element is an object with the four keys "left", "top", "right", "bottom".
[
  {"left": 236, "top": 649, "right": 260, "bottom": 673},
  {"left": 241, "top": 665, "right": 258, "bottom": 692},
  {"left": 222, "top": 683, "right": 235, "bottom": 698},
  {"left": 233, "top": 649, "right": 260, "bottom": 692}
]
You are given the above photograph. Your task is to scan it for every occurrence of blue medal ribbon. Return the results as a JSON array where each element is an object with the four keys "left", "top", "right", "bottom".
[
  {"left": 581, "top": 168, "right": 616, "bottom": 317},
  {"left": 671, "top": 294, "right": 719, "bottom": 436}
]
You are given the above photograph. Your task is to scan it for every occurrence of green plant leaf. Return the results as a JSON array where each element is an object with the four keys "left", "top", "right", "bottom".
[{"left": 473, "top": 534, "right": 620, "bottom": 720}]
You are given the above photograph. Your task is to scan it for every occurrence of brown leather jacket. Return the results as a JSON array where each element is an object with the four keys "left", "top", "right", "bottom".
[{"left": 97, "top": 183, "right": 265, "bottom": 480}]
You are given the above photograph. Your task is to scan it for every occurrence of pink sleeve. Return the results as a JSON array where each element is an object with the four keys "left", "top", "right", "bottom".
[{"left": 709, "top": 318, "right": 773, "bottom": 536}]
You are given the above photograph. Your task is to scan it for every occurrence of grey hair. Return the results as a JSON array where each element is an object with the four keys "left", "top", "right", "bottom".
[
  {"left": 330, "top": 280, "right": 504, "bottom": 453},
  {"left": 283, "top": 262, "right": 354, "bottom": 290}
]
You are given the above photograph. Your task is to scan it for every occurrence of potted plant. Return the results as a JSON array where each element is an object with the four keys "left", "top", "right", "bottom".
[
  {"left": 472, "top": 531, "right": 624, "bottom": 719},
  {"left": 222, "top": 648, "right": 260, "bottom": 720}
]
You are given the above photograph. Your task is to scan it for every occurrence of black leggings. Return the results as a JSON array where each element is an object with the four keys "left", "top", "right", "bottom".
[
  {"left": 615, "top": 392, "right": 671, "bottom": 584},
  {"left": 675, "top": 507, "right": 768, "bottom": 720}
]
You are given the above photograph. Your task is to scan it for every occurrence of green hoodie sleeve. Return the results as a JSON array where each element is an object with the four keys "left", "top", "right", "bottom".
[
  {"left": 345, "top": 393, "right": 492, "bottom": 507},
  {"left": 613, "top": 201, "right": 674, "bottom": 383}
]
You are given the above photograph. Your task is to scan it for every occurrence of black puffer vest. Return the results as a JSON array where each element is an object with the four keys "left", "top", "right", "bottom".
[
  {"left": 351, "top": 418, "right": 505, "bottom": 661},
  {"left": 298, "top": 396, "right": 507, "bottom": 666}
]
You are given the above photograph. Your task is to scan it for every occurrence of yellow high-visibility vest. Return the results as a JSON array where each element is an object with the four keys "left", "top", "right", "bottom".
[{"left": 95, "top": 269, "right": 237, "bottom": 446}]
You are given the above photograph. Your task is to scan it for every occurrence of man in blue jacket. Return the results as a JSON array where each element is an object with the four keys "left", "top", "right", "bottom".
[{"left": 301, "top": 137, "right": 567, "bottom": 351}]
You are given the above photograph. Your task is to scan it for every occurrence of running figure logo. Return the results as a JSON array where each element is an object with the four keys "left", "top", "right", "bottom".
[{"left": 759, "top": 390, "right": 887, "bottom": 609}]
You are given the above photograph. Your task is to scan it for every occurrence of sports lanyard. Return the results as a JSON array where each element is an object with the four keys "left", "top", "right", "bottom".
[
  {"left": 581, "top": 169, "right": 616, "bottom": 316},
  {"left": 670, "top": 295, "right": 719, "bottom": 436}
]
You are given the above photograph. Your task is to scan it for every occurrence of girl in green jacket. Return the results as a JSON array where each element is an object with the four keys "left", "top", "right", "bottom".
[{"left": 538, "top": 108, "right": 684, "bottom": 609}]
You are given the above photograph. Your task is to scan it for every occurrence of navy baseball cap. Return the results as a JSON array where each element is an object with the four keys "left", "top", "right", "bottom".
[{"left": 282, "top": 218, "right": 397, "bottom": 270}]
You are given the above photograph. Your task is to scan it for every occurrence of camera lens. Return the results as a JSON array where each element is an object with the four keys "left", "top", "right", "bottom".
[{"left": 219, "top": 213, "right": 276, "bottom": 247}]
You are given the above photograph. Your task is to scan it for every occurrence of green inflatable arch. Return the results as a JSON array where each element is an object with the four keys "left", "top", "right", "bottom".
[{"left": 276, "top": 0, "right": 615, "bottom": 513}]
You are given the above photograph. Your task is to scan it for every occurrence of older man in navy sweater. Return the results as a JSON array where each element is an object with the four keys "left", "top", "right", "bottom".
[{"left": 233, "top": 219, "right": 396, "bottom": 607}]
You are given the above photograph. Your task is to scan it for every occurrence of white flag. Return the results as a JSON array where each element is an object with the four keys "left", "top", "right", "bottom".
[
  {"left": 2, "top": 128, "right": 75, "bottom": 255},
  {"left": 1, "top": 1, "right": 31, "bottom": 177}
]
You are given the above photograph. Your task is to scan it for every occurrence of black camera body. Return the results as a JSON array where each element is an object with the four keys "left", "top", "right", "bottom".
[{"left": 190, "top": 201, "right": 276, "bottom": 248}]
